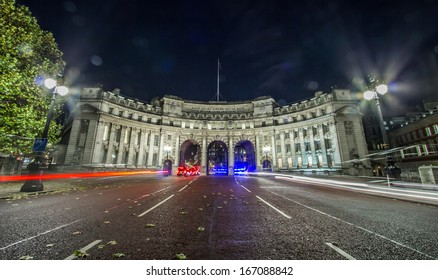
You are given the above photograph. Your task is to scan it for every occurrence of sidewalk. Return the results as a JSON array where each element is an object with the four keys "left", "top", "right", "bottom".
[{"left": 0, "top": 180, "right": 84, "bottom": 200}]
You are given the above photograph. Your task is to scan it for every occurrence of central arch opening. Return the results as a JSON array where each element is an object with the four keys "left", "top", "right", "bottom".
[
  {"left": 179, "top": 140, "right": 201, "bottom": 168},
  {"left": 207, "top": 140, "right": 228, "bottom": 175}
]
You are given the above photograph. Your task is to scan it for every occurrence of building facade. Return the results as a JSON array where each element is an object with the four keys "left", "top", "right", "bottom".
[
  {"left": 388, "top": 102, "right": 438, "bottom": 182},
  {"left": 59, "top": 88, "right": 370, "bottom": 176}
]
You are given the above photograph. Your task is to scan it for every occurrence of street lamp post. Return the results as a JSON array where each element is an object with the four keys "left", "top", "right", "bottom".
[
  {"left": 364, "top": 83, "right": 401, "bottom": 181},
  {"left": 164, "top": 145, "right": 171, "bottom": 160},
  {"left": 21, "top": 79, "right": 68, "bottom": 192}
]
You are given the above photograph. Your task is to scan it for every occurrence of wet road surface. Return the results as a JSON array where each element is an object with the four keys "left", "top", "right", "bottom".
[{"left": 1, "top": 174, "right": 437, "bottom": 260}]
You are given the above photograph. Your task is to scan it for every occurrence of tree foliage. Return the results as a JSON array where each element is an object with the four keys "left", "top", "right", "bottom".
[{"left": 0, "top": 0, "right": 65, "bottom": 156}]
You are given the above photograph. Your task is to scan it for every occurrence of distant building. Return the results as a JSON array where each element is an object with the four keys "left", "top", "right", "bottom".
[
  {"left": 58, "top": 88, "right": 370, "bottom": 176},
  {"left": 388, "top": 100, "right": 438, "bottom": 181}
]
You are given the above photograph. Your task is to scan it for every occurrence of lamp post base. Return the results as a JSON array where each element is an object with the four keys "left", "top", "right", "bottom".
[
  {"left": 20, "top": 161, "right": 44, "bottom": 192},
  {"left": 20, "top": 180, "right": 44, "bottom": 192},
  {"left": 384, "top": 156, "right": 402, "bottom": 181}
]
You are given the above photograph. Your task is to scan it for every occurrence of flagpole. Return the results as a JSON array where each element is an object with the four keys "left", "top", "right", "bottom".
[{"left": 217, "top": 59, "right": 220, "bottom": 101}]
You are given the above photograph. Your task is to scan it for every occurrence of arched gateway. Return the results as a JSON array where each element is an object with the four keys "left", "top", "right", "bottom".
[{"left": 64, "top": 88, "right": 370, "bottom": 176}]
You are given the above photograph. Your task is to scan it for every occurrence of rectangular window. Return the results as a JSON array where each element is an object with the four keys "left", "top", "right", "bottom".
[
  {"left": 305, "top": 142, "right": 311, "bottom": 151},
  {"left": 325, "top": 139, "right": 331, "bottom": 149},
  {"left": 315, "top": 141, "right": 321, "bottom": 150},
  {"left": 115, "top": 128, "right": 121, "bottom": 142},
  {"left": 422, "top": 144, "right": 429, "bottom": 155},
  {"left": 425, "top": 127, "right": 432, "bottom": 136},
  {"left": 152, "top": 153, "right": 158, "bottom": 166},
  {"left": 295, "top": 143, "right": 301, "bottom": 153},
  {"left": 285, "top": 144, "right": 291, "bottom": 153},
  {"left": 167, "top": 135, "right": 172, "bottom": 141},
  {"left": 433, "top": 124, "right": 438, "bottom": 134},
  {"left": 285, "top": 132, "right": 290, "bottom": 139},
  {"left": 276, "top": 145, "right": 281, "bottom": 153},
  {"left": 154, "top": 135, "right": 159, "bottom": 146}
]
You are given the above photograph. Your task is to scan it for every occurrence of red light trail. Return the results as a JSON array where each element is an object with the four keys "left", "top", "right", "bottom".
[{"left": 0, "top": 170, "right": 163, "bottom": 182}]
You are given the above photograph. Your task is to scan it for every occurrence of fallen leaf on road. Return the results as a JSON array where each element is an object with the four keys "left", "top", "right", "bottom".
[
  {"left": 113, "top": 253, "right": 125, "bottom": 258},
  {"left": 107, "top": 241, "right": 117, "bottom": 245},
  {"left": 103, "top": 221, "right": 110, "bottom": 224},
  {"left": 72, "top": 231, "right": 81, "bottom": 235},
  {"left": 73, "top": 250, "right": 88, "bottom": 258},
  {"left": 198, "top": 227, "right": 205, "bottom": 232},
  {"left": 19, "top": 255, "right": 33, "bottom": 260},
  {"left": 176, "top": 253, "right": 187, "bottom": 260},
  {"left": 145, "top": 224, "right": 156, "bottom": 228}
]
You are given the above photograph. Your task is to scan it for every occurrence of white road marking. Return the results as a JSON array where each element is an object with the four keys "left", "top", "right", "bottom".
[
  {"left": 275, "top": 176, "right": 438, "bottom": 202},
  {"left": 268, "top": 190, "right": 435, "bottom": 259},
  {"left": 179, "top": 185, "right": 189, "bottom": 192},
  {"left": 235, "top": 178, "right": 251, "bottom": 192},
  {"left": 240, "top": 185, "right": 252, "bottom": 193},
  {"left": 325, "top": 242, "right": 356, "bottom": 260},
  {"left": 138, "top": 195, "right": 174, "bottom": 217},
  {"left": 256, "top": 195, "right": 291, "bottom": 219},
  {"left": 64, "top": 240, "right": 102, "bottom": 260},
  {"left": 0, "top": 219, "right": 82, "bottom": 251},
  {"left": 138, "top": 186, "right": 171, "bottom": 199}
]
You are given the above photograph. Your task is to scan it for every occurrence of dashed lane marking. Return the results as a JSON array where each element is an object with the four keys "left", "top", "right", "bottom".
[
  {"left": 64, "top": 240, "right": 102, "bottom": 260},
  {"left": 0, "top": 219, "right": 83, "bottom": 251},
  {"left": 138, "top": 195, "right": 174, "bottom": 217},
  {"left": 325, "top": 242, "right": 356, "bottom": 260},
  {"left": 268, "top": 190, "right": 435, "bottom": 259},
  {"left": 256, "top": 195, "right": 291, "bottom": 219}
]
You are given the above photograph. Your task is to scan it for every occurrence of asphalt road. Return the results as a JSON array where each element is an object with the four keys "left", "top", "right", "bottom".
[{"left": 0, "top": 174, "right": 437, "bottom": 260}]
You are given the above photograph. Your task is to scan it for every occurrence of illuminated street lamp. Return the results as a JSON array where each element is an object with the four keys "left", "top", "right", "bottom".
[
  {"left": 164, "top": 145, "right": 172, "bottom": 160},
  {"left": 364, "top": 83, "right": 389, "bottom": 146},
  {"left": 21, "top": 78, "right": 69, "bottom": 192},
  {"left": 364, "top": 83, "right": 401, "bottom": 180}
]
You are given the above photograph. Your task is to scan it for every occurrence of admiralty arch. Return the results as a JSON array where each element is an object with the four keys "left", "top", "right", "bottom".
[{"left": 60, "top": 88, "right": 370, "bottom": 176}]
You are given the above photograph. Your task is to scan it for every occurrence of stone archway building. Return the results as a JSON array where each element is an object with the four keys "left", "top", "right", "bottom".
[{"left": 60, "top": 88, "right": 370, "bottom": 176}]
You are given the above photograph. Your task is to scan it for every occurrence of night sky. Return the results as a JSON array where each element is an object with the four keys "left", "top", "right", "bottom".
[{"left": 16, "top": 0, "right": 438, "bottom": 113}]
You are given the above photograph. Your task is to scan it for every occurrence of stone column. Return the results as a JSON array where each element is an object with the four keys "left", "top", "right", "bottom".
[
  {"left": 137, "top": 129, "right": 146, "bottom": 167},
  {"left": 319, "top": 124, "right": 328, "bottom": 167},
  {"left": 64, "top": 119, "right": 81, "bottom": 164},
  {"left": 147, "top": 131, "right": 155, "bottom": 167},
  {"left": 91, "top": 120, "right": 105, "bottom": 164},
  {"left": 280, "top": 131, "right": 286, "bottom": 168},
  {"left": 271, "top": 132, "right": 276, "bottom": 170},
  {"left": 117, "top": 126, "right": 127, "bottom": 165},
  {"left": 299, "top": 128, "right": 307, "bottom": 167},
  {"left": 127, "top": 127, "right": 137, "bottom": 167},
  {"left": 174, "top": 134, "right": 180, "bottom": 169},
  {"left": 106, "top": 124, "right": 118, "bottom": 164},
  {"left": 158, "top": 130, "right": 164, "bottom": 166},
  {"left": 330, "top": 122, "right": 342, "bottom": 168},
  {"left": 202, "top": 135, "right": 207, "bottom": 174},
  {"left": 309, "top": 126, "right": 317, "bottom": 167},
  {"left": 228, "top": 136, "right": 234, "bottom": 175},
  {"left": 290, "top": 130, "right": 296, "bottom": 169},
  {"left": 256, "top": 134, "right": 261, "bottom": 171}
]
